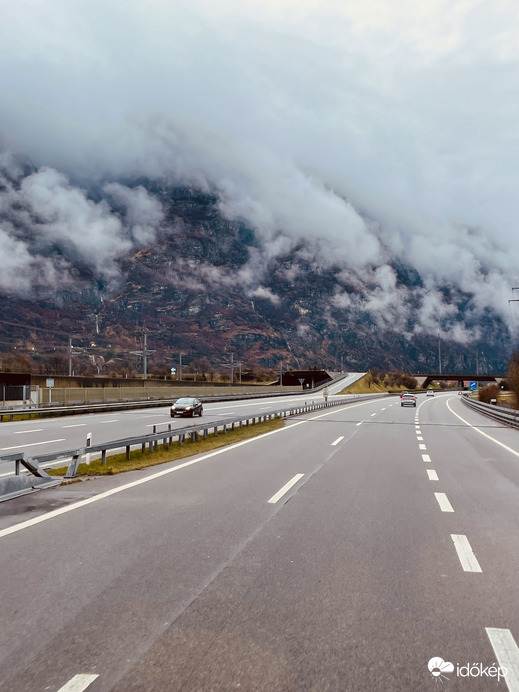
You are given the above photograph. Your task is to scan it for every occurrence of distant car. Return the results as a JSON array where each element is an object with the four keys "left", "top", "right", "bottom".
[
  {"left": 400, "top": 391, "right": 408, "bottom": 398},
  {"left": 171, "top": 397, "right": 203, "bottom": 417},
  {"left": 426, "top": 389, "right": 434, "bottom": 397},
  {"left": 401, "top": 393, "right": 417, "bottom": 407},
  {"left": 458, "top": 391, "right": 463, "bottom": 395}
]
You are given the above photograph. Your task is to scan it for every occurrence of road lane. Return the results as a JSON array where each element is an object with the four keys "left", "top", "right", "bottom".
[
  {"left": 0, "top": 392, "right": 517, "bottom": 690},
  {"left": 0, "top": 374, "right": 367, "bottom": 464}
]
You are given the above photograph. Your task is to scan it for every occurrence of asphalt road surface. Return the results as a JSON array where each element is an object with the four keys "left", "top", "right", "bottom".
[
  {"left": 0, "top": 392, "right": 518, "bottom": 691},
  {"left": 0, "top": 374, "right": 364, "bottom": 470}
]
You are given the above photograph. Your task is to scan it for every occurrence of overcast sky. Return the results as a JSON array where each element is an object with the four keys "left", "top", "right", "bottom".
[{"left": 1, "top": 0, "right": 518, "bottom": 335}]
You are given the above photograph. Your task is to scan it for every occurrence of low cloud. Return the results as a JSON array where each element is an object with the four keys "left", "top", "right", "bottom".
[
  {"left": 0, "top": 163, "right": 163, "bottom": 292},
  {"left": 1, "top": 0, "right": 518, "bottom": 339}
]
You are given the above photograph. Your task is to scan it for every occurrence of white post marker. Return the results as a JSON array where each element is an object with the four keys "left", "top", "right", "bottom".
[
  {"left": 85, "top": 432, "right": 92, "bottom": 465},
  {"left": 451, "top": 534, "right": 482, "bottom": 572},
  {"left": 268, "top": 474, "right": 305, "bottom": 504},
  {"left": 57, "top": 674, "right": 99, "bottom": 692},
  {"left": 486, "top": 628, "right": 519, "bottom": 692}
]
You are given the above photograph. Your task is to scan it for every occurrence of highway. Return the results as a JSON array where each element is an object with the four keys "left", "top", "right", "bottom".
[
  {"left": 0, "top": 391, "right": 518, "bottom": 691},
  {"left": 0, "top": 374, "right": 364, "bottom": 470}
]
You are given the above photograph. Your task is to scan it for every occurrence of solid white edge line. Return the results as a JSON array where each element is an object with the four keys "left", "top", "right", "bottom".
[
  {"left": 434, "top": 492, "right": 454, "bottom": 512},
  {"left": 0, "top": 438, "right": 66, "bottom": 451},
  {"left": 486, "top": 628, "right": 519, "bottom": 691},
  {"left": 331, "top": 436, "right": 344, "bottom": 446},
  {"left": 446, "top": 398, "right": 519, "bottom": 459},
  {"left": 57, "top": 673, "right": 100, "bottom": 692},
  {"left": 267, "top": 473, "right": 305, "bottom": 504},
  {"left": 451, "top": 534, "right": 482, "bottom": 572},
  {"left": 427, "top": 469, "right": 439, "bottom": 481}
]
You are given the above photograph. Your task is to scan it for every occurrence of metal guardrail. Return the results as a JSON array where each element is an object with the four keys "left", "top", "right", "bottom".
[
  {"left": 0, "top": 453, "right": 61, "bottom": 502},
  {"left": 0, "top": 393, "right": 386, "bottom": 498},
  {"left": 461, "top": 395, "right": 519, "bottom": 428}
]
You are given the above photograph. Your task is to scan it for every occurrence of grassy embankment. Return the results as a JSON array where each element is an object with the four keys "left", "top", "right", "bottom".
[
  {"left": 337, "top": 372, "right": 410, "bottom": 395},
  {"left": 47, "top": 417, "right": 285, "bottom": 477}
]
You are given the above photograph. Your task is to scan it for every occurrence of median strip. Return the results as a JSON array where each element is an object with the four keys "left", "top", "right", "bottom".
[{"left": 47, "top": 419, "right": 284, "bottom": 477}]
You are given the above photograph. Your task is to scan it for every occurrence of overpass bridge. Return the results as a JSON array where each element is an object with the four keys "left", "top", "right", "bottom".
[{"left": 413, "top": 373, "right": 505, "bottom": 388}]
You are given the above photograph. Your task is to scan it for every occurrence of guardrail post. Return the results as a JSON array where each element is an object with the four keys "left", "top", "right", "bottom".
[
  {"left": 203, "top": 428, "right": 208, "bottom": 439},
  {"left": 101, "top": 449, "right": 107, "bottom": 465},
  {"left": 65, "top": 453, "right": 81, "bottom": 479},
  {"left": 126, "top": 445, "right": 130, "bottom": 460},
  {"left": 141, "top": 442, "right": 146, "bottom": 454}
]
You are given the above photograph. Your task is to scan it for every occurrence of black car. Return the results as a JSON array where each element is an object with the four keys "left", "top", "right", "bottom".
[{"left": 170, "top": 397, "right": 203, "bottom": 417}]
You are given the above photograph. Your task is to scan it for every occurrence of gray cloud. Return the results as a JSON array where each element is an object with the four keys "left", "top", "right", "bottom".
[{"left": 0, "top": 0, "right": 518, "bottom": 336}]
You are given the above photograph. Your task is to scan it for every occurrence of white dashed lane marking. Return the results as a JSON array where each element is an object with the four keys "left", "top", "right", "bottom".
[
  {"left": 435, "top": 492, "right": 454, "bottom": 512},
  {"left": 427, "top": 470, "right": 439, "bottom": 481},
  {"left": 422, "top": 454, "right": 431, "bottom": 462},
  {"left": 57, "top": 673, "right": 99, "bottom": 692},
  {"left": 268, "top": 474, "right": 305, "bottom": 504},
  {"left": 486, "top": 628, "right": 519, "bottom": 691},
  {"left": 451, "top": 534, "right": 482, "bottom": 572},
  {"left": 331, "top": 436, "right": 344, "bottom": 446}
]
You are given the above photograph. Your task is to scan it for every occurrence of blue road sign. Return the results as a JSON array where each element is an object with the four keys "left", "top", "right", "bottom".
[
  {"left": 170, "top": 367, "right": 177, "bottom": 375},
  {"left": 469, "top": 381, "right": 477, "bottom": 390}
]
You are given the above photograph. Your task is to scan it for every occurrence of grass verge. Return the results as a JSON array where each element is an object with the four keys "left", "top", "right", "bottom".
[
  {"left": 337, "top": 375, "right": 401, "bottom": 395},
  {"left": 47, "top": 417, "right": 285, "bottom": 477}
]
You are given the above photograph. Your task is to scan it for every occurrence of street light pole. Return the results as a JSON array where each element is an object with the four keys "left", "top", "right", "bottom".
[{"left": 438, "top": 333, "right": 442, "bottom": 374}]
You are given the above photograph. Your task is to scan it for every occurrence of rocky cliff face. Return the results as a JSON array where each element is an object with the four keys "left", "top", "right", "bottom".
[{"left": 0, "top": 179, "right": 510, "bottom": 374}]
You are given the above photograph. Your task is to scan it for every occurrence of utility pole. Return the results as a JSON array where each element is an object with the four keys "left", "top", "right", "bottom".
[
  {"left": 222, "top": 353, "right": 242, "bottom": 384},
  {"left": 438, "top": 333, "right": 442, "bottom": 374},
  {"left": 68, "top": 337, "right": 72, "bottom": 377},
  {"left": 476, "top": 350, "right": 479, "bottom": 375},
  {"left": 130, "top": 331, "right": 155, "bottom": 380}
]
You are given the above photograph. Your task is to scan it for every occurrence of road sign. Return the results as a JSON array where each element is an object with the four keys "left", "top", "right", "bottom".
[
  {"left": 46, "top": 378, "right": 54, "bottom": 388},
  {"left": 170, "top": 367, "right": 177, "bottom": 375},
  {"left": 469, "top": 381, "right": 477, "bottom": 390}
]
